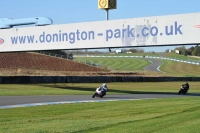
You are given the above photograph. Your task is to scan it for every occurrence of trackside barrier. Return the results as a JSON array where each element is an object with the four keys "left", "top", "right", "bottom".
[
  {"left": 0, "top": 76, "right": 199, "bottom": 84},
  {"left": 87, "top": 55, "right": 200, "bottom": 65},
  {"left": 74, "top": 59, "right": 103, "bottom": 69},
  {"left": 38, "top": 51, "right": 74, "bottom": 60}
]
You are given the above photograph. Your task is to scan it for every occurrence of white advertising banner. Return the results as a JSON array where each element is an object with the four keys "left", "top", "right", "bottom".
[{"left": 0, "top": 12, "right": 200, "bottom": 52}]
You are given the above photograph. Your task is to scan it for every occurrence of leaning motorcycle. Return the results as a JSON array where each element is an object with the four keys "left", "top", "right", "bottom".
[
  {"left": 178, "top": 85, "right": 189, "bottom": 95},
  {"left": 92, "top": 87, "right": 106, "bottom": 98}
]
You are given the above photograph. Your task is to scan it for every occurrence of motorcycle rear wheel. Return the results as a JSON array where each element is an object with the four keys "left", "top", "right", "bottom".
[{"left": 92, "top": 93, "right": 96, "bottom": 98}]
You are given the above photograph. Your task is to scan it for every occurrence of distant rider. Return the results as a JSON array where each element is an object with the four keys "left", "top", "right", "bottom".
[{"left": 182, "top": 82, "right": 189, "bottom": 91}]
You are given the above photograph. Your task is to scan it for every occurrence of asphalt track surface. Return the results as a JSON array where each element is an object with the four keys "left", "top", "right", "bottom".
[
  {"left": 0, "top": 59, "right": 196, "bottom": 109},
  {"left": 144, "top": 58, "right": 163, "bottom": 72},
  {"left": 1, "top": 93, "right": 199, "bottom": 109}
]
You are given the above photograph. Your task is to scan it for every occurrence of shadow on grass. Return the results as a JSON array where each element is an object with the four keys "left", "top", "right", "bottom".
[{"left": 37, "top": 84, "right": 200, "bottom": 96}]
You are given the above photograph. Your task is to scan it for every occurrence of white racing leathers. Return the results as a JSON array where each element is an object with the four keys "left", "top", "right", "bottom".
[
  {"left": 92, "top": 84, "right": 108, "bottom": 98},
  {"left": 96, "top": 87, "right": 107, "bottom": 95}
]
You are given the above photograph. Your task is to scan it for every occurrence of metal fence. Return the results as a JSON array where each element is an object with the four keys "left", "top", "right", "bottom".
[{"left": 37, "top": 51, "right": 74, "bottom": 60}]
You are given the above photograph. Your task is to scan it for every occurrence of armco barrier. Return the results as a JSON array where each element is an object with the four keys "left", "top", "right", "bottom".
[{"left": 0, "top": 76, "right": 199, "bottom": 84}]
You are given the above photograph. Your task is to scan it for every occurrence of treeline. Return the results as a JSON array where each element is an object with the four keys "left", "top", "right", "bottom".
[
  {"left": 58, "top": 48, "right": 145, "bottom": 54},
  {"left": 166, "top": 45, "right": 200, "bottom": 56},
  {"left": 121, "top": 48, "right": 144, "bottom": 53}
]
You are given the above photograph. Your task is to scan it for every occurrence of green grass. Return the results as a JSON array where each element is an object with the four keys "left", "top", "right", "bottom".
[
  {"left": 75, "top": 57, "right": 200, "bottom": 76},
  {"left": 93, "top": 52, "right": 200, "bottom": 62},
  {"left": 75, "top": 57, "right": 151, "bottom": 71},
  {"left": 163, "top": 52, "right": 200, "bottom": 62},
  {"left": 159, "top": 60, "right": 200, "bottom": 76},
  {"left": 0, "top": 82, "right": 200, "bottom": 132},
  {"left": 1, "top": 97, "right": 200, "bottom": 133},
  {"left": 95, "top": 53, "right": 161, "bottom": 57},
  {"left": 0, "top": 82, "right": 199, "bottom": 96}
]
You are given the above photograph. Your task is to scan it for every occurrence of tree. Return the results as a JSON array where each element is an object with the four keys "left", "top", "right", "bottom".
[
  {"left": 136, "top": 48, "right": 144, "bottom": 53},
  {"left": 186, "top": 48, "right": 192, "bottom": 55},
  {"left": 182, "top": 49, "right": 187, "bottom": 56},
  {"left": 192, "top": 45, "right": 200, "bottom": 56},
  {"left": 126, "top": 48, "right": 144, "bottom": 53},
  {"left": 174, "top": 46, "right": 186, "bottom": 55},
  {"left": 121, "top": 49, "right": 126, "bottom": 53},
  {"left": 129, "top": 48, "right": 137, "bottom": 53},
  {"left": 190, "top": 46, "right": 195, "bottom": 51},
  {"left": 165, "top": 49, "right": 170, "bottom": 53}
]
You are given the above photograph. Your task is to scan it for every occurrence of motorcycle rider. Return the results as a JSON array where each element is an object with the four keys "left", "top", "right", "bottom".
[
  {"left": 178, "top": 82, "right": 190, "bottom": 95},
  {"left": 95, "top": 83, "right": 108, "bottom": 97},
  {"left": 101, "top": 83, "right": 108, "bottom": 96},
  {"left": 182, "top": 82, "right": 189, "bottom": 92},
  {"left": 182, "top": 82, "right": 190, "bottom": 90}
]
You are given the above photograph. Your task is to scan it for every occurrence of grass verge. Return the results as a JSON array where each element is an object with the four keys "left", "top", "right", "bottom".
[
  {"left": 159, "top": 60, "right": 200, "bottom": 76},
  {"left": 0, "top": 97, "right": 200, "bottom": 133},
  {"left": 0, "top": 82, "right": 199, "bottom": 96},
  {"left": 75, "top": 57, "right": 200, "bottom": 76},
  {"left": 75, "top": 57, "right": 151, "bottom": 71}
]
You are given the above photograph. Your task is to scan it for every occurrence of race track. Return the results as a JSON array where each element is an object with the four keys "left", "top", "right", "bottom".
[
  {"left": 0, "top": 58, "right": 197, "bottom": 109},
  {"left": 144, "top": 58, "right": 163, "bottom": 72},
  {"left": 1, "top": 94, "right": 199, "bottom": 109}
]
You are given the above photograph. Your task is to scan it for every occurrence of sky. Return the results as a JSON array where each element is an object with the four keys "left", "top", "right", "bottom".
[{"left": 1, "top": 0, "right": 200, "bottom": 52}]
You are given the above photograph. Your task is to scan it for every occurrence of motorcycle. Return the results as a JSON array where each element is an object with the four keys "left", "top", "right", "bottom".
[
  {"left": 92, "top": 84, "right": 108, "bottom": 98},
  {"left": 178, "top": 85, "right": 189, "bottom": 95}
]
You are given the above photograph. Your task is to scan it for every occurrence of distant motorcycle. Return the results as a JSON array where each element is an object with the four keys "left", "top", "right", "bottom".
[
  {"left": 178, "top": 83, "right": 189, "bottom": 95},
  {"left": 92, "top": 83, "right": 108, "bottom": 98}
]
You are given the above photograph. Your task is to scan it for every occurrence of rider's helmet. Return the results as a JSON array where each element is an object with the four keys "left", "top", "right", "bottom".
[
  {"left": 102, "top": 83, "right": 107, "bottom": 87},
  {"left": 102, "top": 83, "right": 108, "bottom": 91}
]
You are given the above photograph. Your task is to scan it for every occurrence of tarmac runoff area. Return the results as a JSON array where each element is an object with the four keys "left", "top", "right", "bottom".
[{"left": 0, "top": 94, "right": 199, "bottom": 109}]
